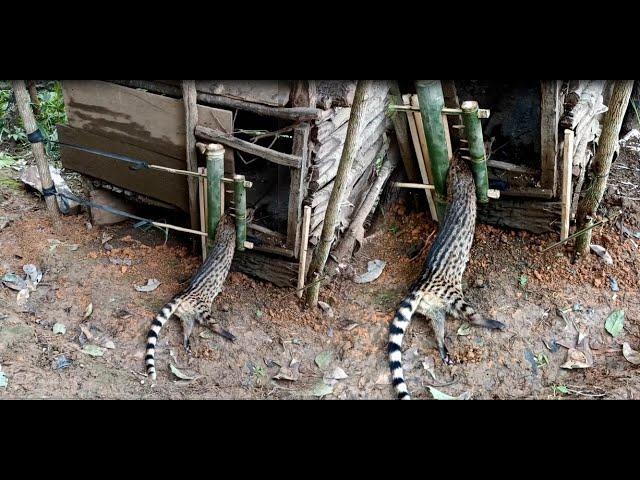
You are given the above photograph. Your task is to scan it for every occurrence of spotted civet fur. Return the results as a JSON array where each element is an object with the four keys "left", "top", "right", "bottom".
[
  {"left": 145, "top": 212, "right": 244, "bottom": 380},
  {"left": 388, "top": 155, "right": 505, "bottom": 399}
]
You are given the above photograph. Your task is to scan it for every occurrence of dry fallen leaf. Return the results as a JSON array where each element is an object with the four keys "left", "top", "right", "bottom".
[{"left": 622, "top": 343, "right": 640, "bottom": 365}]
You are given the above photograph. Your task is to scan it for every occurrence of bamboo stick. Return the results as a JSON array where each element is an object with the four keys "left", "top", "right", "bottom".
[
  {"left": 402, "top": 94, "right": 438, "bottom": 221},
  {"left": 560, "top": 129, "right": 575, "bottom": 240},
  {"left": 205, "top": 144, "right": 225, "bottom": 248},
  {"left": 306, "top": 80, "right": 372, "bottom": 307},
  {"left": 461, "top": 100, "right": 489, "bottom": 203},
  {"left": 198, "top": 167, "right": 208, "bottom": 260},
  {"left": 297, "top": 206, "right": 312, "bottom": 298},
  {"left": 233, "top": 174, "right": 247, "bottom": 251}
]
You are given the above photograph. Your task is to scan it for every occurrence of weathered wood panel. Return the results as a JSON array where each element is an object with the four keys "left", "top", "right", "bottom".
[
  {"left": 62, "top": 80, "right": 233, "bottom": 165},
  {"left": 58, "top": 124, "right": 189, "bottom": 211}
]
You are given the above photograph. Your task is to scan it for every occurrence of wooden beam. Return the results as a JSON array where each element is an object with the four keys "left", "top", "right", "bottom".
[
  {"left": 108, "top": 80, "right": 323, "bottom": 121},
  {"left": 486, "top": 159, "right": 537, "bottom": 175},
  {"left": 540, "top": 80, "right": 560, "bottom": 195},
  {"left": 561, "top": 129, "right": 575, "bottom": 240},
  {"left": 195, "top": 125, "right": 302, "bottom": 168}
]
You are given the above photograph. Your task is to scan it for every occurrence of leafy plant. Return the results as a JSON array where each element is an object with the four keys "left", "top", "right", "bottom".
[
  {"left": 389, "top": 224, "right": 400, "bottom": 235},
  {"left": 0, "top": 81, "right": 67, "bottom": 158}
]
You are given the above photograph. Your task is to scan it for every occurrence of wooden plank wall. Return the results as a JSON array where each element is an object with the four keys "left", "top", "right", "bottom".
[{"left": 59, "top": 80, "right": 234, "bottom": 210}]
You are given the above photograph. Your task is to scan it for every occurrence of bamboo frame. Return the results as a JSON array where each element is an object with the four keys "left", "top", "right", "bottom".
[
  {"left": 415, "top": 80, "right": 449, "bottom": 221},
  {"left": 402, "top": 94, "right": 438, "bottom": 221}
]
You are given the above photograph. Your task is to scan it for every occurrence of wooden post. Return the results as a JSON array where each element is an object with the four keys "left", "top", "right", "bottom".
[
  {"left": 415, "top": 80, "right": 449, "bottom": 221},
  {"left": 560, "top": 129, "right": 574, "bottom": 241},
  {"left": 388, "top": 81, "right": 419, "bottom": 182},
  {"left": 575, "top": 80, "right": 634, "bottom": 255},
  {"left": 297, "top": 205, "right": 312, "bottom": 298},
  {"left": 11, "top": 80, "right": 60, "bottom": 222},
  {"left": 306, "top": 80, "right": 372, "bottom": 308},
  {"left": 461, "top": 100, "right": 489, "bottom": 204},
  {"left": 234, "top": 174, "right": 247, "bottom": 251},
  {"left": 205, "top": 144, "right": 225, "bottom": 248},
  {"left": 182, "top": 80, "right": 200, "bottom": 232},
  {"left": 287, "top": 123, "right": 310, "bottom": 257},
  {"left": 540, "top": 80, "right": 560, "bottom": 196}
]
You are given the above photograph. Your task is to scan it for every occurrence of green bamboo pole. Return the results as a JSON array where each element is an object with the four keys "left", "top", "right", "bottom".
[
  {"left": 461, "top": 100, "right": 489, "bottom": 203},
  {"left": 415, "top": 80, "right": 449, "bottom": 221},
  {"left": 233, "top": 174, "right": 247, "bottom": 251},
  {"left": 205, "top": 143, "right": 224, "bottom": 248}
]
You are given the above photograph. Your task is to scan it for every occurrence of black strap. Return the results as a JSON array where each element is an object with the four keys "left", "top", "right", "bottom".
[
  {"left": 47, "top": 140, "right": 149, "bottom": 170},
  {"left": 41, "top": 185, "right": 57, "bottom": 197},
  {"left": 27, "top": 129, "right": 45, "bottom": 144}
]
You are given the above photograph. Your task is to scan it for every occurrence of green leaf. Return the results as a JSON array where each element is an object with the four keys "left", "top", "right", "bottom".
[
  {"left": 605, "top": 310, "right": 625, "bottom": 337},
  {"left": 315, "top": 350, "right": 334, "bottom": 370},
  {"left": 428, "top": 386, "right": 471, "bottom": 400},
  {"left": 554, "top": 385, "right": 569, "bottom": 394},
  {"left": 622, "top": 343, "right": 640, "bottom": 365},
  {"left": 519, "top": 275, "right": 528, "bottom": 289},
  {"left": 0, "top": 153, "right": 15, "bottom": 169},
  {"left": 53, "top": 323, "right": 66, "bottom": 335},
  {"left": 81, "top": 345, "right": 105, "bottom": 357},
  {"left": 169, "top": 364, "right": 198, "bottom": 380},
  {"left": 310, "top": 380, "right": 333, "bottom": 398}
]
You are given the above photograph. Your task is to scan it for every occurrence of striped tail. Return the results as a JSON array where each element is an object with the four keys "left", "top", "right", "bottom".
[
  {"left": 388, "top": 290, "right": 423, "bottom": 400},
  {"left": 145, "top": 299, "right": 182, "bottom": 380}
]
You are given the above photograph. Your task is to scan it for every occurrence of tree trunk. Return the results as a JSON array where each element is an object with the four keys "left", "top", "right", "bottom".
[
  {"left": 305, "top": 80, "right": 372, "bottom": 307},
  {"left": 575, "top": 80, "right": 634, "bottom": 254},
  {"left": 11, "top": 80, "right": 60, "bottom": 223}
]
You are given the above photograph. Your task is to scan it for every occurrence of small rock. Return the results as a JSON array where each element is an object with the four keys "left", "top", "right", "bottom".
[
  {"left": 89, "top": 189, "right": 139, "bottom": 225},
  {"left": 318, "top": 301, "right": 334, "bottom": 318},
  {"left": 474, "top": 276, "right": 484, "bottom": 288}
]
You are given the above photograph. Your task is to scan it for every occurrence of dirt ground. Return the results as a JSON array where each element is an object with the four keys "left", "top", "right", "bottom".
[{"left": 1, "top": 141, "right": 639, "bottom": 400}]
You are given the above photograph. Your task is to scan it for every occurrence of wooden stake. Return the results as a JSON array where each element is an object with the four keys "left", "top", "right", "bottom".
[
  {"left": 297, "top": 205, "right": 312, "bottom": 298},
  {"left": 403, "top": 94, "right": 438, "bottom": 221},
  {"left": 198, "top": 167, "right": 208, "bottom": 260},
  {"left": 182, "top": 80, "right": 200, "bottom": 232},
  {"left": 560, "top": 129, "right": 575, "bottom": 240},
  {"left": 11, "top": 80, "right": 60, "bottom": 223}
]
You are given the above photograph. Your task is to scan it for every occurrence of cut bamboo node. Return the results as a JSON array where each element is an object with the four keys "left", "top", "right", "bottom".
[
  {"left": 205, "top": 143, "right": 225, "bottom": 155},
  {"left": 461, "top": 100, "right": 479, "bottom": 112}
]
